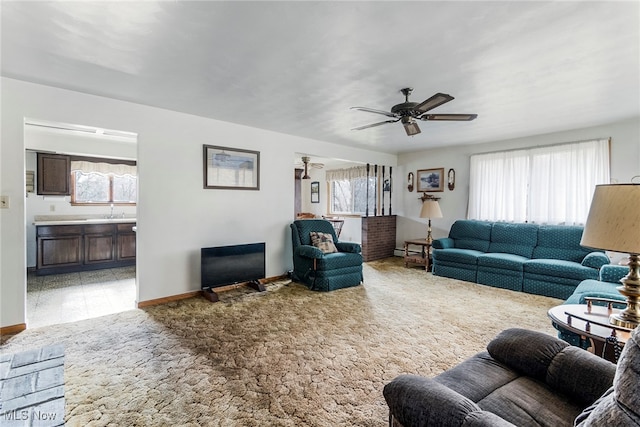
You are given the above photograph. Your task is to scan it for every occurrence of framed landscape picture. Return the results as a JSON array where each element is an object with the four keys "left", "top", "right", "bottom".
[
  {"left": 417, "top": 168, "right": 444, "bottom": 192},
  {"left": 203, "top": 145, "right": 260, "bottom": 190},
  {"left": 311, "top": 181, "right": 320, "bottom": 203}
]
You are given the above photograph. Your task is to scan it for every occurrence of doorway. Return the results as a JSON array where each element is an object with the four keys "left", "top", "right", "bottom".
[{"left": 24, "top": 119, "right": 139, "bottom": 328}]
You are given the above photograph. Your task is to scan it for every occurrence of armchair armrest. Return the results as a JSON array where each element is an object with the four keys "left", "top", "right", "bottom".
[
  {"left": 295, "top": 245, "right": 324, "bottom": 259},
  {"left": 383, "top": 375, "right": 515, "bottom": 427},
  {"left": 432, "top": 238, "right": 454, "bottom": 249},
  {"left": 335, "top": 241, "right": 361, "bottom": 253},
  {"left": 581, "top": 252, "right": 610, "bottom": 269},
  {"left": 599, "top": 264, "right": 629, "bottom": 283}
]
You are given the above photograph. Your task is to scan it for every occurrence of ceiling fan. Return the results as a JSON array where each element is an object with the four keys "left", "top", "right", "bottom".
[
  {"left": 296, "top": 156, "right": 324, "bottom": 179},
  {"left": 351, "top": 88, "right": 477, "bottom": 136}
]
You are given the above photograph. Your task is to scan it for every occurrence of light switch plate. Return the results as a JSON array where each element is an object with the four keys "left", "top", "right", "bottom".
[{"left": 0, "top": 196, "right": 9, "bottom": 209}]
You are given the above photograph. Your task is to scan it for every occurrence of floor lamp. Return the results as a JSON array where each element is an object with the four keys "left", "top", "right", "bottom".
[
  {"left": 420, "top": 200, "right": 443, "bottom": 244},
  {"left": 581, "top": 183, "right": 640, "bottom": 329}
]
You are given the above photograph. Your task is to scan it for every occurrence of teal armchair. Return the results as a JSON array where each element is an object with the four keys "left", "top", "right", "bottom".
[{"left": 290, "top": 219, "right": 363, "bottom": 291}]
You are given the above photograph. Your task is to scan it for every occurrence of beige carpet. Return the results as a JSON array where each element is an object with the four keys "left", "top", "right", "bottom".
[{"left": 1, "top": 258, "right": 562, "bottom": 426}]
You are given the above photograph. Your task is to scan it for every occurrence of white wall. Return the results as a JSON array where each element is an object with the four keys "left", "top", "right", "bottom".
[
  {"left": 395, "top": 117, "right": 640, "bottom": 247},
  {"left": 1, "top": 77, "right": 396, "bottom": 329}
]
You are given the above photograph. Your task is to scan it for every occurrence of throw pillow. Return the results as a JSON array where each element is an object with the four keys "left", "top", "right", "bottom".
[{"left": 310, "top": 231, "right": 338, "bottom": 254}]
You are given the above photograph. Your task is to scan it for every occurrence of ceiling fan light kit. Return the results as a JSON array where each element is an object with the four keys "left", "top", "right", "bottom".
[
  {"left": 351, "top": 87, "right": 477, "bottom": 136},
  {"left": 401, "top": 117, "right": 421, "bottom": 136}
]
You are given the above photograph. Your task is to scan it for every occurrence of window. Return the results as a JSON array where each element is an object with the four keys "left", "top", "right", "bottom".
[
  {"left": 71, "top": 159, "right": 137, "bottom": 205},
  {"left": 330, "top": 177, "right": 376, "bottom": 214},
  {"left": 327, "top": 166, "right": 378, "bottom": 215},
  {"left": 468, "top": 138, "right": 610, "bottom": 224}
]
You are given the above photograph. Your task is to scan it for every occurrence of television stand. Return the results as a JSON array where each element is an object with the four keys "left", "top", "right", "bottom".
[
  {"left": 202, "top": 288, "right": 220, "bottom": 302},
  {"left": 248, "top": 280, "right": 266, "bottom": 292}
]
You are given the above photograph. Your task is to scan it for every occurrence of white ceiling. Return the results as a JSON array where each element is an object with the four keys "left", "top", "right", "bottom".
[{"left": 2, "top": 1, "right": 639, "bottom": 154}]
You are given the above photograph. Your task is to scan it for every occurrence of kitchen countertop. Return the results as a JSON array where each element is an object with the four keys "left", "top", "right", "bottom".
[{"left": 33, "top": 218, "right": 137, "bottom": 226}]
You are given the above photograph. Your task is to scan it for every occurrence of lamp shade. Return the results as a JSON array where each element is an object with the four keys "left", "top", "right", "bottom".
[
  {"left": 581, "top": 184, "right": 640, "bottom": 254},
  {"left": 420, "top": 200, "right": 443, "bottom": 219}
]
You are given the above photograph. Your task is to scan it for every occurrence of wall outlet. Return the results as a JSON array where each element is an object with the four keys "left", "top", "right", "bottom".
[
  {"left": 50, "top": 204, "right": 56, "bottom": 212},
  {"left": 0, "top": 196, "right": 9, "bottom": 209}
]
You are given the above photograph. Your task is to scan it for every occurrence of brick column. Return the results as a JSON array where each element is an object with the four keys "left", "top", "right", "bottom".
[{"left": 361, "top": 215, "right": 397, "bottom": 262}]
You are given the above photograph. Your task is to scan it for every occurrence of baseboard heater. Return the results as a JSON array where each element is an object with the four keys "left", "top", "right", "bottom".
[{"left": 201, "top": 242, "right": 266, "bottom": 302}]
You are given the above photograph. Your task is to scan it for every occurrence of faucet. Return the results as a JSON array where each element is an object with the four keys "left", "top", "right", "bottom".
[{"left": 109, "top": 203, "right": 114, "bottom": 219}]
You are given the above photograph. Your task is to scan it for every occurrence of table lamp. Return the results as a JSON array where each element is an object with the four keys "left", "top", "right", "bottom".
[
  {"left": 420, "top": 200, "right": 443, "bottom": 244},
  {"left": 581, "top": 183, "right": 640, "bottom": 329}
]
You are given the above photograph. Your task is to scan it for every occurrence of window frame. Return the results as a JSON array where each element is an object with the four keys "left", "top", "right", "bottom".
[
  {"left": 328, "top": 175, "right": 381, "bottom": 216},
  {"left": 69, "top": 156, "right": 137, "bottom": 206}
]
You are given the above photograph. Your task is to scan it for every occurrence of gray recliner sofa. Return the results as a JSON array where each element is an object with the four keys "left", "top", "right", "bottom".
[{"left": 383, "top": 327, "right": 640, "bottom": 427}]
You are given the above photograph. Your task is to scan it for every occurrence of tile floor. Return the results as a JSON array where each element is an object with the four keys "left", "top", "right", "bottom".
[{"left": 27, "top": 266, "right": 136, "bottom": 329}]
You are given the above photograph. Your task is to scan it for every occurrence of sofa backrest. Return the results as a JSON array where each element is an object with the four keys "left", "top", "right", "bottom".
[
  {"left": 292, "top": 219, "right": 338, "bottom": 246},
  {"left": 532, "top": 225, "right": 593, "bottom": 262},
  {"left": 489, "top": 222, "right": 538, "bottom": 258},
  {"left": 449, "top": 220, "right": 492, "bottom": 252}
]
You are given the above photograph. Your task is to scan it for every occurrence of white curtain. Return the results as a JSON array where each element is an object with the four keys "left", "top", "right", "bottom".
[
  {"left": 70, "top": 161, "right": 136, "bottom": 176},
  {"left": 528, "top": 140, "right": 609, "bottom": 224},
  {"left": 468, "top": 150, "right": 529, "bottom": 222},
  {"left": 325, "top": 166, "right": 368, "bottom": 181},
  {"left": 468, "top": 138, "right": 610, "bottom": 224}
]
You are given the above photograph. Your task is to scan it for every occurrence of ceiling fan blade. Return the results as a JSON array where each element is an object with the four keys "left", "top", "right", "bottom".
[
  {"left": 421, "top": 113, "right": 478, "bottom": 121},
  {"left": 351, "top": 119, "right": 398, "bottom": 131},
  {"left": 414, "top": 93, "right": 455, "bottom": 114},
  {"left": 350, "top": 106, "right": 397, "bottom": 118}
]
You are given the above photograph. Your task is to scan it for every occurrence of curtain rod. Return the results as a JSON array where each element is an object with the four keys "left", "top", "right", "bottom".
[{"left": 471, "top": 137, "right": 611, "bottom": 157}]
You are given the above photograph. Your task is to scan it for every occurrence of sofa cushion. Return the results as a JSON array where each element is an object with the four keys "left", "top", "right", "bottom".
[
  {"left": 449, "top": 220, "right": 492, "bottom": 252},
  {"left": 314, "top": 252, "right": 362, "bottom": 270},
  {"left": 477, "top": 253, "right": 528, "bottom": 271},
  {"left": 486, "top": 328, "right": 568, "bottom": 381},
  {"left": 477, "top": 376, "right": 584, "bottom": 427},
  {"left": 546, "top": 346, "right": 616, "bottom": 406},
  {"left": 524, "top": 259, "right": 599, "bottom": 281},
  {"left": 432, "top": 248, "right": 484, "bottom": 265},
  {"left": 488, "top": 222, "right": 537, "bottom": 258},
  {"left": 532, "top": 225, "right": 592, "bottom": 262},
  {"left": 435, "top": 351, "right": 519, "bottom": 403},
  {"left": 565, "top": 279, "right": 625, "bottom": 306},
  {"left": 293, "top": 219, "right": 338, "bottom": 245}
]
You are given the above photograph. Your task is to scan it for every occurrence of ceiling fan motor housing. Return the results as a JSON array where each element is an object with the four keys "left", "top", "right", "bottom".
[{"left": 391, "top": 102, "right": 419, "bottom": 117}]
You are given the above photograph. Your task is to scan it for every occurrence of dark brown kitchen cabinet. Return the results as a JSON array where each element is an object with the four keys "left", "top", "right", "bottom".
[
  {"left": 37, "top": 225, "right": 83, "bottom": 270},
  {"left": 116, "top": 223, "right": 136, "bottom": 261},
  {"left": 84, "top": 224, "right": 116, "bottom": 265},
  {"left": 36, "top": 222, "right": 136, "bottom": 275},
  {"left": 37, "top": 153, "right": 71, "bottom": 195}
]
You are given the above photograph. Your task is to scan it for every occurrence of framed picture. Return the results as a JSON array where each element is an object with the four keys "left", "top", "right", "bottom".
[
  {"left": 203, "top": 145, "right": 260, "bottom": 190},
  {"left": 311, "top": 181, "right": 320, "bottom": 203},
  {"left": 417, "top": 168, "right": 445, "bottom": 192}
]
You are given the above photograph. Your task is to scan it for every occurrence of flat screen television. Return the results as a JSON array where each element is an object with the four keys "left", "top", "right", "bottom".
[{"left": 201, "top": 242, "right": 265, "bottom": 290}]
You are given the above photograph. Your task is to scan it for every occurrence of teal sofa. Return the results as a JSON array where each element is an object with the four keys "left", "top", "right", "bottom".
[
  {"left": 432, "top": 220, "right": 609, "bottom": 299},
  {"left": 290, "top": 219, "right": 363, "bottom": 292}
]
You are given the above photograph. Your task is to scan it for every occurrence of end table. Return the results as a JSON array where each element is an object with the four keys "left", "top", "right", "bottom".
[
  {"left": 548, "top": 300, "right": 632, "bottom": 363},
  {"left": 404, "top": 239, "right": 432, "bottom": 271}
]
